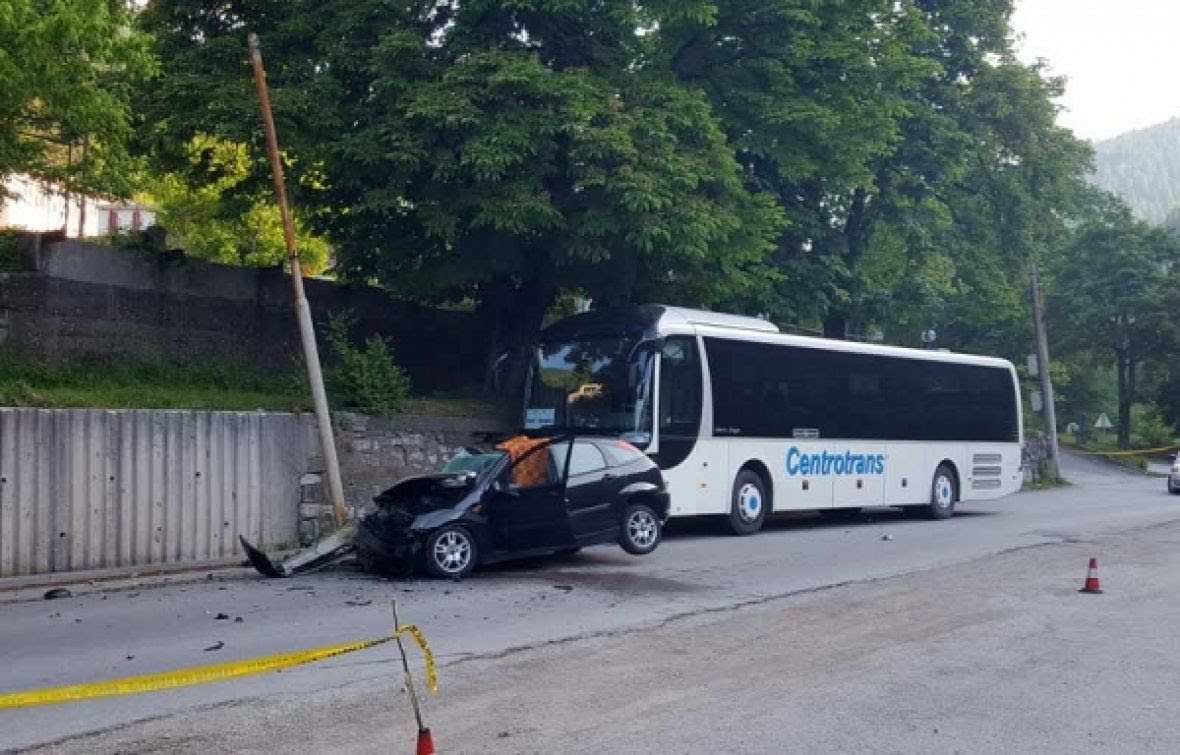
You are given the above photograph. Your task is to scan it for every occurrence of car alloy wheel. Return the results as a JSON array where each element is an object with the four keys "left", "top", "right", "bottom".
[
  {"left": 424, "top": 526, "right": 477, "bottom": 578},
  {"left": 620, "top": 503, "right": 662, "bottom": 555}
]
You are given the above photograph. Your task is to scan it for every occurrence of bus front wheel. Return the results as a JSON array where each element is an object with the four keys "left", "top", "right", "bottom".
[{"left": 727, "top": 470, "right": 768, "bottom": 535}]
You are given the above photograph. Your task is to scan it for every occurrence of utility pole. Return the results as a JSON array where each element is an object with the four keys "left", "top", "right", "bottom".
[
  {"left": 249, "top": 34, "right": 348, "bottom": 526},
  {"left": 1030, "top": 262, "right": 1061, "bottom": 481}
]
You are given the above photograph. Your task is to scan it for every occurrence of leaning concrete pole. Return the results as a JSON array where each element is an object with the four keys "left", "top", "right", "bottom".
[
  {"left": 248, "top": 33, "right": 348, "bottom": 526},
  {"left": 1030, "top": 262, "right": 1061, "bottom": 481}
]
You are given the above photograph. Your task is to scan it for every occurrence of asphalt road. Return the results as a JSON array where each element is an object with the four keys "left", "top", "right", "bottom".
[{"left": 2, "top": 451, "right": 1178, "bottom": 753}]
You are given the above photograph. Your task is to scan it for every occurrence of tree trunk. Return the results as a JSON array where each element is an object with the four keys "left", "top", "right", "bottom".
[
  {"left": 1116, "top": 349, "right": 1132, "bottom": 449},
  {"left": 823, "top": 315, "right": 848, "bottom": 340},
  {"left": 478, "top": 275, "right": 558, "bottom": 402}
]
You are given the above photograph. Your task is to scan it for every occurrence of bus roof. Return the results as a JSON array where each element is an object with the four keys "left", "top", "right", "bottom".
[
  {"left": 539, "top": 305, "right": 1014, "bottom": 371},
  {"left": 658, "top": 306, "right": 780, "bottom": 333}
]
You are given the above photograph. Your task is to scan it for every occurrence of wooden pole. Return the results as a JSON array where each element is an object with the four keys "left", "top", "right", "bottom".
[
  {"left": 1030, "top": 262, "right": 1061, "bottom": 481},
  {"left": 248, "top": 33, "right": 348, "bottom": 525}
]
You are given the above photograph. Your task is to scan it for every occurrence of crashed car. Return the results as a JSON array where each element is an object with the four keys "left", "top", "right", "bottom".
[{"left": 241, "top": 435, "right": 670, "bottom": 579}]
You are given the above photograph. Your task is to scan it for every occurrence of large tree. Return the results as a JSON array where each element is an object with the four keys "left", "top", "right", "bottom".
[
  {"left": 663, "top": 0, "right": 1091, "bottom": 352},
  {"left": 136, "top": 0, "right": 783, "bottom": 393},
  {"left": 1050, "top": 201, "right": 1180, "bottom": 447},
  {"left": 0, "top": 0, "right": 153, "bottom": 203}
]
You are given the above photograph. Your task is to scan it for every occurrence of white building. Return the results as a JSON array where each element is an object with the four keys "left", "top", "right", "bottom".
[{"left": 1, "top": 175, "right": 156, "bottom": 238}]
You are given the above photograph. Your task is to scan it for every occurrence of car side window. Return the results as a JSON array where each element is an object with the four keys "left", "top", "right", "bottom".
[
  {"left": 603, "top": 441, "right": 646, "bottom": 467},
  {"left": 568, "top": 442, "right": 607, "bottom": 477}
]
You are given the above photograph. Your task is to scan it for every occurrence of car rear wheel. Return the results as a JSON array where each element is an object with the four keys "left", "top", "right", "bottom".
[
  {"left": 727, "top": 470, "right": 768, "bottom": 535},
  {"left": 620, "top": 503, "right": 662, "bottom": 555},
  {"left": 423, "top": 525, "right": 477, "bottom": 578}
]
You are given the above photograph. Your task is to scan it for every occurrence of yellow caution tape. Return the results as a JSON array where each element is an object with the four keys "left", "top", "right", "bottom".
[
  {"left": 1072, "top": 444, "right": 1180, "bottom": 457},
  {"left": 396, "top": 623, "right": 438, "bottom": 694},
  {"left": 0, "top": 637, "right": 392, "bottom": 710}
]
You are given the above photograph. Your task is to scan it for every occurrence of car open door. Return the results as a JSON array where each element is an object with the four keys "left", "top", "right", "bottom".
[
  {"left": 565, "top": 441, "right": 620, "bottom": 543},
  {"left": 486, "top": 439, "right": 577, "bottom": 552}
]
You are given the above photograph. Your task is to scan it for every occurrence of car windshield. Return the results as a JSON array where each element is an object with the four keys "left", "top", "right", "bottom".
[
  {"left": 441, "top": 450, "right": 506, "bottom": 485},
  {"left": 523, "top": 337, "right": 655, "bottom": 447}
]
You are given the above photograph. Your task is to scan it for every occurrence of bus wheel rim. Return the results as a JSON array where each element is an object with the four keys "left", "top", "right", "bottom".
[
  {"left": 935, "top": 475, "right": 953, "bottom": 507},
  {"left": 738, "top": 483, "right": 762, "bottom": 521}
]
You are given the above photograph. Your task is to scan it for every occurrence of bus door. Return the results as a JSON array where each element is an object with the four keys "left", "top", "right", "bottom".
[{"left": 655, "top": 335, "right": 717, "bottom": 515}]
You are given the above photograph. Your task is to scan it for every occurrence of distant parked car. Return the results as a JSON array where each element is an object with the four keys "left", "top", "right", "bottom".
[
  {"left": 355, "top": 435, "right": 671, "bottom": 578},
  {"left": 1169, "top": 454, "right": 1180, "bottom": 495}
]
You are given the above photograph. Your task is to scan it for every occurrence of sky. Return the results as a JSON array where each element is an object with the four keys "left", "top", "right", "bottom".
[{"left": 1012, "top": 0, "right": 1180, "bottom": 143}]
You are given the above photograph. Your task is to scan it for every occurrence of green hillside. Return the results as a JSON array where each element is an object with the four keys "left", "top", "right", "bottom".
[{"left": 1092, "top": 118, "right": 1180, "bottom": 224}]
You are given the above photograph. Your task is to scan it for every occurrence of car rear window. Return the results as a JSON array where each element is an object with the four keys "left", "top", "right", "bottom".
[{"left": 604, "top": 441, "right": 647, "bottom": 467}]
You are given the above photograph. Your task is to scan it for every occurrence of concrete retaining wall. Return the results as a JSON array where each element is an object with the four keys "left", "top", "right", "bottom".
[
  {"left": 0, "top": 407, "right": 509, "bottom": 578},
  {"left": 0, "top": 408, "right": 313, "bottom": 578}
]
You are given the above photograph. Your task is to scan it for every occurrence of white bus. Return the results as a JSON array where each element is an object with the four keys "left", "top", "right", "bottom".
[{"left": 523, "top": 305, "right": 1023, "bottom": 534}]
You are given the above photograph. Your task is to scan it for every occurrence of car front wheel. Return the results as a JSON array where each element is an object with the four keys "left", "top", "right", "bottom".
[
  {"left": 423, "top": 525, "right": 478, "bottom": 578},
  {"left": 620, "top": 503, "right": 662, "bottom": 555}
]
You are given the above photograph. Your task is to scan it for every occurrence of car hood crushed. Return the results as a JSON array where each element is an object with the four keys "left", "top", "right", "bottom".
[{"left": 239, "top": 447, "right": 504, "bottom": 579}]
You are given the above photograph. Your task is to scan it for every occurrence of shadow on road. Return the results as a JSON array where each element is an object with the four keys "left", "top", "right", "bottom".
[{"left": 662, "top": 507, "right": 998, "bottom": 541}]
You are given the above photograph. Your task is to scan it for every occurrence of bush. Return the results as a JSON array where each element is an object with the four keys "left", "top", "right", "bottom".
[
  {"left": 323, "top": 313, "right": 412, "bottom": 415},
  {"left": 0, "top": 231, "right": 23, "bottom": 271},
  {"left": 1131, "top": 404, "right": 1177, "bottom": 449}
]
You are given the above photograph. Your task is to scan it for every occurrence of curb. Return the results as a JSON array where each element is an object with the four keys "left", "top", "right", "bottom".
[{"left": 0, "top": 559, "right": 271, "bottom": 605}]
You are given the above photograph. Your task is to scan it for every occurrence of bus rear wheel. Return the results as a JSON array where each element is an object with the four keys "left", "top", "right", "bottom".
[
  {"left": 923, "top": 464, "right": 957, "bottom": 520},
  {"left": 727, "top": 470, "right": 768, "bottom": 535}
]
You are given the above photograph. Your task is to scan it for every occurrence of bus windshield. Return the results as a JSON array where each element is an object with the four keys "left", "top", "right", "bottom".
[{"left": 524, "top": 337, "right": 655, "bottom": 446}]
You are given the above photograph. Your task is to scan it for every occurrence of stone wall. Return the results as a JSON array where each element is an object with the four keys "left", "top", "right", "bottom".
[
  {"left": 0, "top": 236, "right": 492, "bottom": 395},
  {"left": 1022, "top": 436, "right": 1053, "bottom": 483}
]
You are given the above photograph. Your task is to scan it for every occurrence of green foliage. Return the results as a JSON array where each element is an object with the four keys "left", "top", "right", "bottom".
[
  {"left": 135, "top": 0, "right": 784, "bottom": 390},
  {"left": 133, "top": 0, "right": 1094, "bottom": 397},
  {"left": 323, "top": 314, "right": 412, "bottom": 415},
  {"left": 0, "top": 230, "right": 21, "bottom": 271},
  {"left": 0, "top": 0, "right": 154, "bottom": 197},
  {"left": 1131, "top": 405, "right": 1177, "bottom": 449},
  {"left": 140, "top": 135, "right": 331, "bottom": 273}
]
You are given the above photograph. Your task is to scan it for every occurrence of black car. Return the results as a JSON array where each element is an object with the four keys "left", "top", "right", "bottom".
[{"left": 355, "top": 436, "right": 670, "bottom": 578}]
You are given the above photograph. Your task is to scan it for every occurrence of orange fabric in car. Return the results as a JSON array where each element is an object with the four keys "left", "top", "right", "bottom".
[{"left": 496, "top": 436, "right": 551, "bottom": 487}]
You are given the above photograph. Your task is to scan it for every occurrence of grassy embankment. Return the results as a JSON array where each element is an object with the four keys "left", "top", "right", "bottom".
[{"left": 0, "top": 349, "right": 492, "bottom": 416}]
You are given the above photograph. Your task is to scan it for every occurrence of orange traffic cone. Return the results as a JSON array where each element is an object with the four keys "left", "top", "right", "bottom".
[
  {"left": 1079, "top": 557, "right": 1103, "bottom": 594},
  {"left": 416, "top": 727, "right": 435, "bottom": 755}
]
